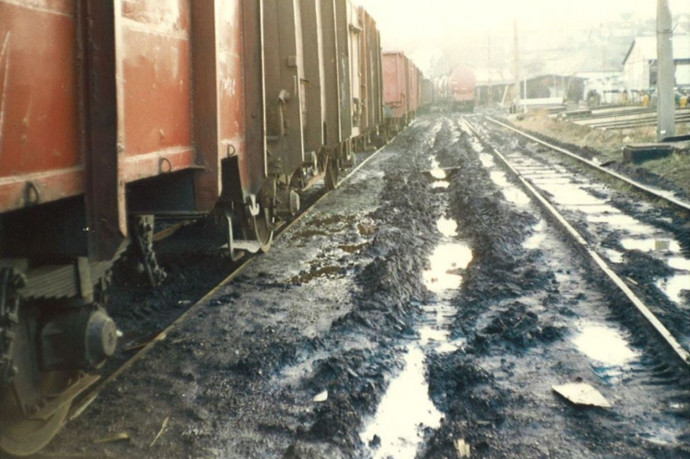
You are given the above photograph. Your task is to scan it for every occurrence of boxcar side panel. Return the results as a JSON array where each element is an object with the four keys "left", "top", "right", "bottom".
[
  {"left": 335, "top": 0, "right": 352, "bottom": 141},
  {"left": 299, "top": 0, "right": 326, "bottom": 156},
  {"left": 241, "top": 0, "right": 267, "bottom": 197},
  {"left": 0, "top": 1, "right": 82, "bottom": 212},
  {"left": 216, "top": 0, "right": 248, "bottom": 196},
  {"left": 321, "top": 0, "right": 341, "bottom": 147},
  {"left": 263, "top": 0, "right": 306, "bottom": 176},
  {"left": 347, "top": 1, "right": 361, "bottom": 137},
  {"left": 383, "top": 52, "right": 410, "bottom": 119},
  {"left": 118, "top": 0, "right": 195, "bottom": 182}
]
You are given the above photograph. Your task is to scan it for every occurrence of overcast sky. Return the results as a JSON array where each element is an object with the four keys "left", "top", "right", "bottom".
[{"left": 356, "top": 0, "right": 690, "bottom": 75}]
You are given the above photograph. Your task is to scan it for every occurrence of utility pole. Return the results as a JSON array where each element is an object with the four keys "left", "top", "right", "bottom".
[
  {"left": 657, "top": 0, "right": 675, "bottom": 140},
  {"left": 513, "top": 19, "right": 520, "bottom": 112},
  {"left": 488, "top": 35, "right": 493, "bottom": 106}
]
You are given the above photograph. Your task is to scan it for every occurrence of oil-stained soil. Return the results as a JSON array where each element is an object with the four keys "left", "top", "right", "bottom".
[{"left": 35, "top": 113, "right": 689, "bottom": 459}]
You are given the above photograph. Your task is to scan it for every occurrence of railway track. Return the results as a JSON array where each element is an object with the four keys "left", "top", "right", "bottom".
[
  {"left": 465, "top": 117, "right": 690, "bottom": 375},
  {"left": 487, "top": 117, "right": 690, "bottom": 212},
  {"left": 65, "top": 144, "right": 387, "bottom": 425}
]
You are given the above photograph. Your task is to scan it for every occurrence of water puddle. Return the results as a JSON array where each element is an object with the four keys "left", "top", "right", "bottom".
[
  {"left": 523, "top": 219, "right": 549, "bottom": 251},
  {"left": 528, "top": 172, "right": 689, "bottom": 310},
  {"left": 432, "top": 181, "right": 450, "bottom": 189},
  {"left": 423, "top": 243, "right": 472, "bottom": 293},
  {"left": 436, "top": 216, "right": 457, "bottom": 237},
  {"left": 572, "top": 323, "right": 639, "bottom": 384},
  {"left": 489, "top": 170, "right": 531, "bottom": 207},
  {"left": 541, "top": 184, "right": 604, "bottom": 207},
  {"left": 656, "top": 274, "right": 690, "bottom": 305},
  {"left": 603, "top": 248, "right": 625, "bottom": 264},
  {"left": 476, "top": 150, "right": 532, "bottom": 207},
  {"left": 360, "top": 346, "right": 443, "bottom": 458},
  {"left": 478, "top": 152, "right": 495, "bottom": 168},
  {"left": 429, "top": 168, "right": 447, "bottom": 180},
  {"left": 362, "top": 192, "right": 472, "bottom": 457},
  {"left": 620, "top": 238, "right": 680, "bottom": 253},
  {"left": 573, "top": 324, "right": 638, "bottom": 365}
]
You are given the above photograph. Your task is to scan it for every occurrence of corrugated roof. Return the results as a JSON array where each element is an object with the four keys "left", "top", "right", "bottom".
[{"left": 622, "top": 35, "right": 690, "bottom": 65}]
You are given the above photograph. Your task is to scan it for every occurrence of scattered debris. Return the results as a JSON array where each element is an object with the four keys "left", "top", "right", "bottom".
[
  {"left": 150, "top": 416, "right": 169, "bottom": 447},
  {"left": 368, "top": 434, "right": 381, "bottom": 448},
  {"left": 357, "top": 222, "right": 377, "bottom": 236},
  {"left": 455, "top": 438, "right": 471, "bottom": 457},
  {"left": 93, "top": 432, "right": 130, "bottom": 444},
  {"left": 313, "top": 390, "right": 328, "bottom": 403},
  {"left": 552, "top": 382, "right": 611, "bottom": 408}
]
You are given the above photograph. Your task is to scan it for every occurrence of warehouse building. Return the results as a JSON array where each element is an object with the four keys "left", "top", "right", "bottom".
[{"left": 622, "top": 34, "right": 690, "bottom": 93}]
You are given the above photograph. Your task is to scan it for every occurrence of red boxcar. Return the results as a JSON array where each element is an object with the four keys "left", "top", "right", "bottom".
[
  {"left": 382, "top": 51, "right": 423, "bottom": 135},
  {"left": 358, "top": 7, "right": 385, "bottom": 148},
  {"left": 383, "top": 52, "right": 409, "bottom": 121},
  {"left": 422, "top": 78, "right": 434, "bottom": 108},
  {"left": 0, "top": 2, "right": 268, "bottom": 453},
  {"left": 408, "top": 60, "right": 420, "bottom": 115}
]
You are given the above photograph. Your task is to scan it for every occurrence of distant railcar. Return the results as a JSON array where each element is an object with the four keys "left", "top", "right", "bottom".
[
  {"left": 382, "top": 51, "right": 424, "bottom": 136},
  {"left": 422, "top": 78, "right": 434, "bottom": 108},
  {"left": 449, "top": 64, "right": 476, "bottom": 111},
  {"left": 0, "top": 0, "right": 407, "bottom": 455}
]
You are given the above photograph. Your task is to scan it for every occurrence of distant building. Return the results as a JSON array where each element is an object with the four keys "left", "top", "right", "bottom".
[
  {"left": 622, "top": 35, "right": 690, "bottom": 92},
  {"left": 579, "top": 71, "right": 624, "bottom": 104},
  {"left": 473, "top": 68, "right": 513, "bottom": 105}
]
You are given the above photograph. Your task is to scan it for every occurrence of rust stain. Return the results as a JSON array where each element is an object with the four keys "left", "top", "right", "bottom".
[{"left": 0, "top": 32, "right": 10, "bottom": 164}]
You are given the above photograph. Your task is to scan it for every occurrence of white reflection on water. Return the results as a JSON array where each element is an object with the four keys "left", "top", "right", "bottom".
[
  {"left": 572, "top": 324, "right": 638, "bottom": 366},
  {"left": 359, "top": 345, "right": 443, "bottom": 459},
  {"left": 423, "top": 243, "right": 472, "bottom": 293}
]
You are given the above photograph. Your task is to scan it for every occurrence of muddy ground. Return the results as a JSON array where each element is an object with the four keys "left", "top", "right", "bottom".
[{"left": 35, "top": 113, "right": 689, "bottom": 459}]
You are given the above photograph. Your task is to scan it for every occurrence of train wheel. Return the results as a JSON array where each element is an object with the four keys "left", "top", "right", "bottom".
[
  {"left": 0, "top": 376, "right": 71, "bottom": 457},
  {"left": 324, "top": 153, "right": 339, "bottom": 191},
  {"left": 342, "top": 141, "right": 355, "bottom": 168},
  {"left": 249, "top": 180, "right": 276, "bottom": 252},
  {"left": 249, "top": 210, "right": 273, "bottom": 253},
  {"left": 0, "top": 289, "right": 74, "bottom": 457}
]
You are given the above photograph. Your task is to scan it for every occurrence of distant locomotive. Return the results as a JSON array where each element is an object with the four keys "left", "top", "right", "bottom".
[
  {"left": 435, "top": 65, "right": 476, "bottom": 112},
  {"left": 449, "top": 64, "right": 476, "bottom": 111},
  {"left": 0, "top": 0, "right": 423, "bottom": 455}
]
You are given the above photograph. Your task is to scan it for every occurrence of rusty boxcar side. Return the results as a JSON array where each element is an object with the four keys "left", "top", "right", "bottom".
[
  {"left": 0, "top": 1, "right": 266, "bottom": 455},
  {"left": 382, "top": 50, "right": 424, "bottom": 136}
]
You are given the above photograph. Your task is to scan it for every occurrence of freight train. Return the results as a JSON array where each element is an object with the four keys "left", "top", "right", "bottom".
[{"left": 0, "top": 0, "right": 426, "bottom": 455}]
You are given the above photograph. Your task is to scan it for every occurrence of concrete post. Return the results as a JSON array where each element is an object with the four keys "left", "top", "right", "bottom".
[
  {"left": 513, "top": 20, "right": 520, "bottom": 112},
  {"left": 657, "top": 0, "right": 675, "bottom": 140}
]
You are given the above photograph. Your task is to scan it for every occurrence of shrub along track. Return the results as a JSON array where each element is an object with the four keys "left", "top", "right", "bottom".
[{"left": 36, "top": 113, "right": 689, "bottom": 459}]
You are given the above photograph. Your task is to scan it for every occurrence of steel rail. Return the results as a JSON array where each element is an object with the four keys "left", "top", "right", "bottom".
[
  {"left": 67, "top": 138, "right": 390, "bottom": 421},
  {"left": 465, "top": 119, "right": 690, "bottom": 371},
  {"left": 486, "top": 116, "right": 690, "bottom": 213}
]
